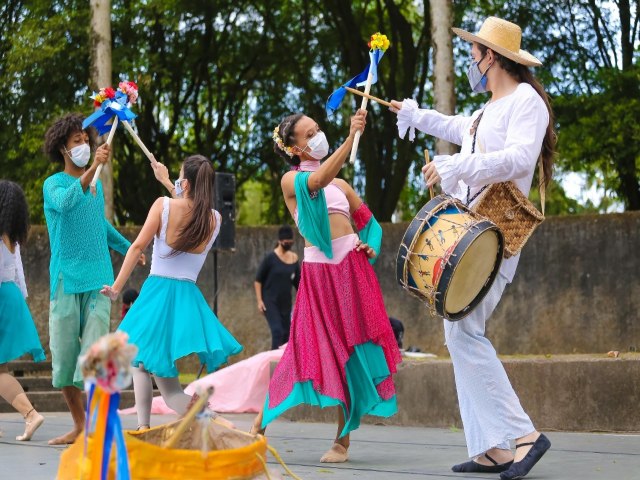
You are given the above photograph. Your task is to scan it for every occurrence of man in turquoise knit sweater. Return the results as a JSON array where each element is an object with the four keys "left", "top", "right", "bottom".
[{"left": 42, "top": 113, "right": 143, "bottom": 445}]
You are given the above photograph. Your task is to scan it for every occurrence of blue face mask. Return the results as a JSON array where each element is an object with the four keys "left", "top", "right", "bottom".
[{"left": 466, "top": 55, "right": 492, "bottom": 94}]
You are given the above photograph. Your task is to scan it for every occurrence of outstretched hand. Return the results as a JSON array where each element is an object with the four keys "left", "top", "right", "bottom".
[
  {"left": 100, "top": 285, "right": 120, "bottom": 301},
  {"left": 389, "top": 100, "right": 403, "bottom": 114}
]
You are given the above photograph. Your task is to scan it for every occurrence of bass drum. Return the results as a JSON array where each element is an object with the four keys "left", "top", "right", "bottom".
[{"left": 396, "top": 195, "right": 504, "bottom": 321}]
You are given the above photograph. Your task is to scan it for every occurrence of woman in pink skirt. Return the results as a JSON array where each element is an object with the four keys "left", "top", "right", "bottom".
[{"left": 254, "top": 110, "right": 401, "bottom": 463}]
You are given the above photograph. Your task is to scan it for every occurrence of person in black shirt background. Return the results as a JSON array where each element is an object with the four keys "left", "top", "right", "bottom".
[{"left": 254, "top": 225, "right": 301, "bottom": 350}]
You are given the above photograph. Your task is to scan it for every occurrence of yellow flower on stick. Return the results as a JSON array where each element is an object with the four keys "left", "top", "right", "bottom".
[{"left": 368, "top": 32, "right": 390, "bottom": 52}]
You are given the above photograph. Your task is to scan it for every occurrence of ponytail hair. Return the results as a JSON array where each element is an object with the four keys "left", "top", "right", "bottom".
[
  {"left": 170, "top": 155, "right": 215, "bottom": 255},
  {"left": 479, "top": 45, "right": 556, "bottom": 187}
]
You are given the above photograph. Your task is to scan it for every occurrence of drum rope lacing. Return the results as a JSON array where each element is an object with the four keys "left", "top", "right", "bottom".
[{"left": 399, "top": 197, "right": 485, "bottom": 315}]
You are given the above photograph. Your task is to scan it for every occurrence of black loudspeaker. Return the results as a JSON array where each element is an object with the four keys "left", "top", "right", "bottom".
[{"left": 213, "top": 172, "right": 236, "bottom": 251}]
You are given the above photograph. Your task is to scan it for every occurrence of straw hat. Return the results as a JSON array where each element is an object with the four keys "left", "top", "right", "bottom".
[{"left": 452, "top": 17, "right": 542, "bottom": 67}]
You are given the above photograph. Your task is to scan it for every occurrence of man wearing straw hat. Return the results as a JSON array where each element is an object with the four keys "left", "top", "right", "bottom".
[{"left": 390, "top": 17, "right": 555, "bottom": 479}]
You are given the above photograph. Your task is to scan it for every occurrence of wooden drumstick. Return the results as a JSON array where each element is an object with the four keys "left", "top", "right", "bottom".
[
  {"left": 424, "top": 149, "right": 434, "bottom": 200},
  {"left": 344, "top": 86, "right": 392, "bottom": 108}
]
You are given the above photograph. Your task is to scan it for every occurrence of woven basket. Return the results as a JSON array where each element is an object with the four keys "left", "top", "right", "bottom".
[
  {"left": 57, "top": 420, "right": 274, "bottom": 480},
  {"left": 472, "top": 181, "right": 544, "bottom": 258}
]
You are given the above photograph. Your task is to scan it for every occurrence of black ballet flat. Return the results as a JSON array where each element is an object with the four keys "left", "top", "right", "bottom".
[
  {"left": 452, "top": 453, "right": 513, "bottom": 473},
  {"left": 500, "top": 433, "right": 551, "bottom": 480}
]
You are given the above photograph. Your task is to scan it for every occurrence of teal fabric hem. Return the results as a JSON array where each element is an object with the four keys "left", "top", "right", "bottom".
[
  {"left": 262, "top": 341, "right": 397, "bottom": 437},
  {"left": 294, "top": 172, "right": 333, "bottom": 258},
  {"left": 359, "top": 215, "right": 383, "bottom": 265}
]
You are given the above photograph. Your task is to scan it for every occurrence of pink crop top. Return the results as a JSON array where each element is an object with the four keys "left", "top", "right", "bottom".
[{"left": 293, "top": 182, "right": 350, "bottom": 226}]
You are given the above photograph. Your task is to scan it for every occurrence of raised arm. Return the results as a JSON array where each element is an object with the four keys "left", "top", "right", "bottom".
[
  {"left": 280, "top": 110, "right": 367, "bottom": 203},
  {"left": 43, "top": 144, "right": 111, "bottom": 212},
  {"left": 101, "top": 197, "right": 163, "bottom": 299},
  {"left": 390, "top": 99, "right": 472, "bottom": 145},
  {"left": 151, "top": 159, "right": 178, "bottom": 198}
]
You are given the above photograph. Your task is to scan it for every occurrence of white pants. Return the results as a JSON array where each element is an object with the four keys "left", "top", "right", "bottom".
[{"left": 444, "top": 273, "right": 535, "bottom": 458}]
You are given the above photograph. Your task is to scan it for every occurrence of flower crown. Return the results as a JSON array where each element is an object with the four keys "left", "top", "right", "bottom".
[{"left": 272, "top": 126, "right": 295, "bottom": 158}]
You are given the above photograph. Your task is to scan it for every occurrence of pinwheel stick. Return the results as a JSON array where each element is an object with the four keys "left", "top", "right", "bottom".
[
  {"left": 344, "top": 87, "right": 392, "bottom": 107},
  {"left": 348, "top": 66, "right": 374, "bottom": 165},
  {"left": 122, "top": 120, "right": 157, "bottom": 166},
  {"left": 90, "top": 116, "right": 119, "bottom": 195}
]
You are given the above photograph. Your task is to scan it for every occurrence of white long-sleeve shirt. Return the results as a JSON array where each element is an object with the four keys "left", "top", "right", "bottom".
[{"left": 397, "top": 82, "right": 549, "bottom": 282}]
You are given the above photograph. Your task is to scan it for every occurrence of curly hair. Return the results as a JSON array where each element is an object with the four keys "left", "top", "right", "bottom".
[
  {"left": 273, "top": 113, "right": 304, "bottom": 167},
  {"left": 43, "top": 113, "right": 91, "bottom": 165},
  {"left": 0, "top": 180, "right": 30, "bottom": 245}
]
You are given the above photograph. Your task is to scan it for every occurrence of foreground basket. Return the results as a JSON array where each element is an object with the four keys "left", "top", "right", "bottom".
[{"left": 57, "top": 419, "right": 275, "bottom": 480}]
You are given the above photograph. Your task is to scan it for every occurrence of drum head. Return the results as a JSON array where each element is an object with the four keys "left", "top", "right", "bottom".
[{"left": 444, "top": 228, "right": 501, "bottom": 315}]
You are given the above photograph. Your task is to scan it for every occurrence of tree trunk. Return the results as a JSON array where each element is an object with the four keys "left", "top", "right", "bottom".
[
  {"left": 89, "top": 0, "right": 114, "bottom": 221},
  {"left": 429, "top": 0, "right": 456, "bottom": 155}
]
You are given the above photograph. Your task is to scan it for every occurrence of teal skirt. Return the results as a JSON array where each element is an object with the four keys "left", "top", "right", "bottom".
[
  {"left": 0, "top": 281, "right": 45, "bottom": 364},
  {"left": 117, "top": 275, "right": 242, "bottom": 377}
]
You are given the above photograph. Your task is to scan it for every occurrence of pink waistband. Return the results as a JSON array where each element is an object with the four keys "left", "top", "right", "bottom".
[{"left": 303, "top": 233, "right": 358, "bottom": 264}]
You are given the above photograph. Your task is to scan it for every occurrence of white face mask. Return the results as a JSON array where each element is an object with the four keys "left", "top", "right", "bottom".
[
  {"left": 66, "top": 143, "right": 91, "bottom": 168},
  {"left": 301, "top": 131, "right": 329, "bottom": 160}
]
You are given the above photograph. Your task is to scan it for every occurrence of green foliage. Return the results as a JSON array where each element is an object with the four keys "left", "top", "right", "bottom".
[{"left": 0, "top": 0, "right": 638, "bottom": 226}]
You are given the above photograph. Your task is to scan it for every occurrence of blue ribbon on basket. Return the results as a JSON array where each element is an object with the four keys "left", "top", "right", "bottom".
[
  {"left": 82, "top": 90, "right": 137, "bottom": 135},
  {"left": 325, "top": 49, "right": 385, "bottom": 115},
  {"left": 101, "top": 392, "right": 130, "bottom": 480}
]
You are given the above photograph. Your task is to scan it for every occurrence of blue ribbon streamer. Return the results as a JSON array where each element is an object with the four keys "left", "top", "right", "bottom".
[
  {"left": 101, "top": 391, "right": 130, "bottom": 480},
  {"left": 82, "top": 90, "right": 137, "bottom": 135},
  {"left": 83, "top": 383, "right": 95, "bottom": 460},
  {"left": 326, "top": 49, "right": 385, "bottom": 115}
]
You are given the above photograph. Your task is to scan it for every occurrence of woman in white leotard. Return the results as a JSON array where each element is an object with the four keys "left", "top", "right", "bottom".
[{"left": 101, "top": 155, "right": 242, "bottom": 430}]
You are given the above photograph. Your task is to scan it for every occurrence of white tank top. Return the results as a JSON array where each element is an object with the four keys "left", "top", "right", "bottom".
[
  {"left": 0, "top": 242, "right": 28, "bottom": 297},
  {"left": 150, "top": 197, "right": 221, "bottom": 282}
]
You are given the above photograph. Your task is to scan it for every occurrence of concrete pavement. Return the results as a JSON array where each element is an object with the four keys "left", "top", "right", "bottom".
[{"left": 1, "top": 412, "right": 638, "bottom": 480}]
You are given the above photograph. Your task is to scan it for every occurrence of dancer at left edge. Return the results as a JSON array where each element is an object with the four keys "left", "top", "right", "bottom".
[{"left": 0, "top": 180, "right": 46, "bottom": 441}]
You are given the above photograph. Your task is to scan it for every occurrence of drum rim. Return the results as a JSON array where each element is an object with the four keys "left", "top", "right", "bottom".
[
  {"left": 436, "top": 220, "right": 504, "bottom": 321},
  {"left": 396, "top": 194, "right": 451, "bottom": 301}
]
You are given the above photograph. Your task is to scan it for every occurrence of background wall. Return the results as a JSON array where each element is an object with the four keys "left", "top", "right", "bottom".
[{"left": 21, "top": 212, "right": 640, "bottom": 370}]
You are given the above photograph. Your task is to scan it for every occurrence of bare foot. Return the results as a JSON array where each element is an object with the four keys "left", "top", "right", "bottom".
[
  {"left": 48, "top": 428, "right": 82, "bottom": 445},
  {"left": 474, "top": 448, "right": 513, "bottom": 466},
  {"left": 320, "top": 443, "right": 349, "bottom": 463},
  {"left": 212, "top": 415, "right": 235, "bottom": 430},
  {"left": 16, "top": 411, "right": 45, "bottom": 441},
  {"left": 514, "top": 431, "right": 540, "bottom": 462}
]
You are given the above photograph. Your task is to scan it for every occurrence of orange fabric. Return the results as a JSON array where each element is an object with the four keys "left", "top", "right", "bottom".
[{"left": 58, "top": 428, "right": 269, "bottom": 480}]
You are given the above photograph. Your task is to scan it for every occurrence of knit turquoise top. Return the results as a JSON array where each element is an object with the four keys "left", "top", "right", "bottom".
[{"left": 43, "top": 172, "right": 131, "bottom": 299}]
